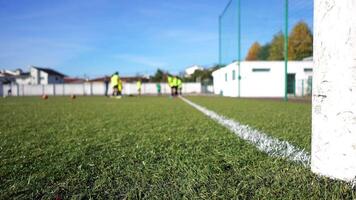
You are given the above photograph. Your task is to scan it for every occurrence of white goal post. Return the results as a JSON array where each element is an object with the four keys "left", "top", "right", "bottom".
[{"left": 312, "top": 0, "right": 356, "bottom": 182}]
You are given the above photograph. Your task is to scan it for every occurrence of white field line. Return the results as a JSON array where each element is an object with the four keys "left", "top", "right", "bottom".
[{"left": 180, "top": 96, "right": 311, "bottom": 167}]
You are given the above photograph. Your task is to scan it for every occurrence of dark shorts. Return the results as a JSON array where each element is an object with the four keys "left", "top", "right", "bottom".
[{"left": 113, "top": 85, "right": 118, "bottom": 89}]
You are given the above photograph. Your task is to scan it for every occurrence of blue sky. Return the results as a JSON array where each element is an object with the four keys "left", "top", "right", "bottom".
[{"left": 0, "top": 0, "right": 313, "bottom": 77}]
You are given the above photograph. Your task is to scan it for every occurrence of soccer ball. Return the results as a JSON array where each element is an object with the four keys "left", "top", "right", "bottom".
[
  {"left": 71, "top": 95, "right": 76, "bottom": 99},
  {"left": 42, "top": 94, "right": 48, "bottom": 100}
]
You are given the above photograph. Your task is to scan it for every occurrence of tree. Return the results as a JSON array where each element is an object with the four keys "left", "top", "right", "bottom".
[
  {"left": 246, "top": 42, "right": 262, "bottom": 60},
  {"left": 288, "top": 21, "right": 313, "bottom": 60},
  {"left": 182, "top": 66, "right": 218, "bottom": 83},
  {"left": 150, "top": 69, "right": 165, "bottom": 82},
  {"left": 257, "top": 43, "right": 271, "bottom": 60},
  {"left": 268, "top": 32, "right": 285, "bottom": 61}
]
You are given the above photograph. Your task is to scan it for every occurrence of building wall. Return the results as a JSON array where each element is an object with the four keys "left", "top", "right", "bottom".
[
  {"left": 48, "top": 75, "right": 64, "bottom": 84},
  {"left": 30, "top": 67, "right": 40, "bottom": 84},
  {"left": 15, "top": 76, "right": 31, "bottom": 85},
  {"left": 39, "top": 71, "right": 48, "bottom": 84},
  {"left": 29, "top": 67, "right": 64, "bottom": 84},
  {"left": 213, "top": 61, "right": 313, "bottom": 98}
]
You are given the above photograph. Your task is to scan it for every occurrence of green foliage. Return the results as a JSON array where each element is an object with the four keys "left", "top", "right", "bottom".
[
  {"left": 183, "top": 66, "right": 219, "bottom": 84},
  {"left": 249, "top": 22, "right": 313, "bottom": 61},
  {"left": 288, "top": 21, "right": 313, "bottom": 60},
  {"left": 150, "top": 69, "right": 166, "bottom": 82},
  {"left": 257, "top": 43, "right": 271, "bottom": 60},
  {"left": 0, "top": 97, "right": 354, "bottom": 199},
  {"left": 246, "top": 42, "right": 262, "bottom": 61},
  {"left": 268, "top": 32, "right": 285, "bottom": 61}
]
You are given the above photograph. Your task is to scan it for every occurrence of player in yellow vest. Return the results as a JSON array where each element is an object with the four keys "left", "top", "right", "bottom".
[
  {"left": 137, "top": 79, "right": 142, "bottom": 96},
  {"left": 111, "top": 72, "right": 120, "bottom": 97},
  {"left": 177, "top": 78, "right": 183, "bottom": 96},
  {"left": 172, "top": 76, "right": 179, "bottom": 96},
  {"left": 118, "top": 79, "right": 123, "bottom": 97},
  {"left": 167, "top": 75, "right": 174, "bottom": 96}
]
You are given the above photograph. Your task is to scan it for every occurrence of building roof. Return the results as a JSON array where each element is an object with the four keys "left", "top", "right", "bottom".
[
  {"left": 64, "top": 77, "right": 86, "bottom": 84},
  {"left": 0, "top": 72, "right": 14, "bottom": 77},
  {"left": 13, "top": 72, "right": 30, "bottom": 78},
  {"left": 33, "top": 67, "right": 66, "bottom": 77}
]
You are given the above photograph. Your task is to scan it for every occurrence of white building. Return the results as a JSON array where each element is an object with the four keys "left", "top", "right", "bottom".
[
  {"left": 212, "top": 61, "right": 313, "bottom": 97},
  {"left": 185, "top": 65, "right": 203, "bottom": 77},
  {"left": 29, "top": 66, "right": 65, "bottom": 85},
  {"left": 0, "top": 66, "right": 65, "bottom": 85}
]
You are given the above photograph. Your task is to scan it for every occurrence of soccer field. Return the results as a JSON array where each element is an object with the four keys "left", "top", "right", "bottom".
[{"left": 0, "top": 96, "right": 354, "bottom": 199}]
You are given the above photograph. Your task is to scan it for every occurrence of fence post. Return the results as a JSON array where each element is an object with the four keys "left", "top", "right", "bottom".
[
  {"left": 0, "top": 82, "right": 3, "bottom": 97},
  {"left": 83, "top": 83, "right": 85, "bottom": 96},
  {"left": 16, "top": 84, "right": 20, "bottom": 96}
]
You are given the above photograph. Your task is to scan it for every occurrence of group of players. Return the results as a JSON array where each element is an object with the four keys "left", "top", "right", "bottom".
[
  {"left": 167, "top": 75, "right": 183, "bottom": 97},
  {"left": 109, "top": 72, "right": 183, "bottom": 98}
]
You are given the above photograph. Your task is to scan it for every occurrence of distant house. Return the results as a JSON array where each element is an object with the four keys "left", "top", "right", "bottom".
[
  {"left": 0, "top": 70, "right": 16, "bottom": 84},
  {"left": 185, "top": 65, "right": 203, "bottom": 77},
  {"left": 30, "top": 66, "right": 66, "bottom": 84},
  {"left": 0, "top": 66, "right": 66, "bottom": 85}
]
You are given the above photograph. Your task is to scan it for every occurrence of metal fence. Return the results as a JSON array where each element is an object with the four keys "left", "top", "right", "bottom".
[
  {"left": 219, "top": 0, "right": 313, "bottom": 100},
  {"left": 2, "top": 82, "right": 204, "bottom": 97}
]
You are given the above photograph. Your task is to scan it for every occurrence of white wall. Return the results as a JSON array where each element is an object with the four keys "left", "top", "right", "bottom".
[
  {"left": 213, "top": 61, "right": 313, "bottom": 98},
  {"left": 0, "top": 82, "right": 2, "bottom": 97},
  {"left": 30, "top": 67, "right": 40, "bottom": 85},
  {"left": 312, "top": 0, "right": 356, "bottom": 182},
  {"left": 40, "top": 71, "right": 48, "bottom": 85},
  {"left": 2, "top": 83, "right": 202, "bottom": 96},
  {"left": 15, "top": 76, "right": 31, "bottom": 85}
]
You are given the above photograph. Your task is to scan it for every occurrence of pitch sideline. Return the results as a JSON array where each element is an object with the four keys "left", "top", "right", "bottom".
[{"left": 180, "top": 96, "right": 311, "bottom": 167}]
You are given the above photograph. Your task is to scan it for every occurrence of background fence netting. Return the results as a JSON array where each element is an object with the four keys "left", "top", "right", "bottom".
[{"left": 219, "top": 0, "right": 314, "bottom": 97}]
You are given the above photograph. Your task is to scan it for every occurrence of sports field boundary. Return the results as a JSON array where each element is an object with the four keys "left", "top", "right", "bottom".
[{"left": 180, "top": 96, "right": 311, "bottom": 167}]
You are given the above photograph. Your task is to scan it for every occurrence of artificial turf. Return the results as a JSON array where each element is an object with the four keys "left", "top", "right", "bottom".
[
  {"left": 0, "top": 96, "right": 354, "bottom": 199},
  {"left": 187, "top": 96, "right": 312, "bottom": 151}
]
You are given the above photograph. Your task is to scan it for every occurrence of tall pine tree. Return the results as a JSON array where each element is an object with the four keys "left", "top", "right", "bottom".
[
  {"left": 246, "top": 42, "right": 262, "bottom": 61},
  {"left": 268, "top": 32, "right": 285, "bottom": 61},
  {"left": 257, "top": 43, "right": 271, "bottom": 60},
  {"left": 288, "top": 21, "right": 313, "bottom": 60}
]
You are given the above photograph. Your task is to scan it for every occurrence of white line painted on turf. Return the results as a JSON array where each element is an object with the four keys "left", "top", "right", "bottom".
[{"left": 180, "top": 96, "right": 311, "bottom": 167}]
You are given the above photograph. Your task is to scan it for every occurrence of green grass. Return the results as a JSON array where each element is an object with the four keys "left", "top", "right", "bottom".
[
  {"left": 0, "top": 96, "right": 354, "bottom": 199},
  {"left": 187, "top": 96, "right": 312, "bottom": 151}
]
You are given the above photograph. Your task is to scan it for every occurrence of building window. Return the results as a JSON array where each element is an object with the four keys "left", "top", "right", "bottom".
[
  {"left": 232, "top": 70, "right": 236, "bottom": 80},
  {"left": 252, "top": 68, "right": 270, "bottom": 72},
  {"left": 225, "top": 73, "right": 228, "bottom": 82},
  {"left": 304, "top": 68, "right": 313, "bottom": 72}
]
